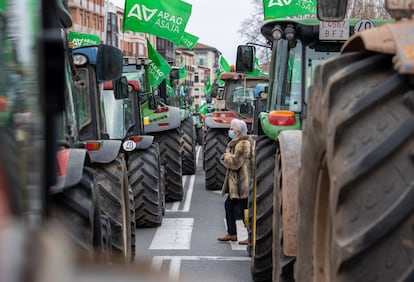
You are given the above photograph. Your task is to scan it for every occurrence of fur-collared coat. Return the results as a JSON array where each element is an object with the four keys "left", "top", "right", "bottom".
[{"left": 220, "top": 134, "right": 252, "bottom": 199}]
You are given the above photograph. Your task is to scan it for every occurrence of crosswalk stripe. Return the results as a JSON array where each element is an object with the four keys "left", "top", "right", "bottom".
[{"left": 149, "top": 218, "right": 194, "bottom": 250}]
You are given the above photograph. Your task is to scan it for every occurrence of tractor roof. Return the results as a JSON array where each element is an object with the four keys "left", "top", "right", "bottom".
[{"left": 220, "top": 72, "right": 268, "bottom": 81}]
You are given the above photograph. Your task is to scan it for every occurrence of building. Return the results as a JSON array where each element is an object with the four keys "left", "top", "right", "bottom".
[
  {"left": 193, "top": 43, "right": 221, "bottom": 87},
  {"left": 68, "top": 0, "right": 105, "bottom": 40}
]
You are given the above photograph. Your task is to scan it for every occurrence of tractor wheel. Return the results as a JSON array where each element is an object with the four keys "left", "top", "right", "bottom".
[
  {"left": 50, "top": 166, "right": 101, "bottom": 258},
  {"left": 93, "top": 154, "right": 135, "bottom": 261},
  {"left": 297, "top": 52, "right": 414, "bottom": 282},
  {"left": 153, "top": 128, "right": 183, "bottom": 201},
  {"left": 127, "top": 143, "right": 163, "bottom": 227},
  {"left": 180, "top": 117, "right": 196, "bottom": 175},
  {"left": 99, "top": 213, "right": 112, "bottom": 262},
  {"left": 250, "top": 135, "right": 275, "bottom": 281},
  {"left": 204, "top": 128, "right": 227, "bottom": 190},
  {"left": 272, "top": 148, "right": 294, "bottom": 282}
]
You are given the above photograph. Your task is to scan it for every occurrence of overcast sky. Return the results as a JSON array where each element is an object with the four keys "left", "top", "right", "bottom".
[{"left": 110, "top": 0, "right": 255, "bottom": 65}]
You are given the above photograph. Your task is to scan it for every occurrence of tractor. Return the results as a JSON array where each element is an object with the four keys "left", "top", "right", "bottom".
[
  {"left": 122, "top": 57, "right": 195, "bottom": 202},
  {"left": 295, "top": 1, "right": 414, "bottom": 281},
  {"left": 203, "top": 72, "right": 269, "bottom": 191},
  {"left": 101, "top": 75, "right": 165, "bottom": 227},
  {"left": 70, "top": 45, "right": 135, "bottom": 261},
  {"left": 237, "top": 16, "right": 390, "bottom": 281}
]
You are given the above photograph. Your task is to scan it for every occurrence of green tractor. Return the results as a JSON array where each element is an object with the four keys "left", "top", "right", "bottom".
[
  {"left": 122, "top": 58, "right": 195, "bottom": 202},
  {"left": 295, "top": 1, "right": 414, "bottom": 281},
  {"left": 238, "top": 16, "right": 390, "bottom": 281},
  {"left": 203, "top": 72, "right": 268, "bottom": 191}
]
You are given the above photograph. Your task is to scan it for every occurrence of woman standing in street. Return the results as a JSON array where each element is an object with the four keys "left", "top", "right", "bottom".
[{"left": 217, "top": 118, "right": 251, "bottom": 245}]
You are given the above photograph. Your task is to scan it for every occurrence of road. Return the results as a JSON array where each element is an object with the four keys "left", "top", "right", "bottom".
[{"left": 134, "top": 145, "right": 254, "bottom": 282}]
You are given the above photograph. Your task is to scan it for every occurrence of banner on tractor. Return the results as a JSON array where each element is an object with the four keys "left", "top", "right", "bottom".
[
  {"left": 68, "top": 31, "right": 100, "bottom": 47},
  {"left": 263, "top": 0, "right": 316, "bottom": 19},
  {"left": 204, "top": 76, "right": 212, "bottom": 96},
  {"left": 177, "top": 32, "right": 199, "bottom": 49},
  {"left": 123, "top": 0, "right": 192, "bottom": 45},
  {"left": 165, "top": 77, "right": 174, "bottom": 97},
  {"left": 147, "top": 38, "right": 171, "bottom": 88},
  {"left": 246, "top": 57, "right": 268, "bottom": 77}
]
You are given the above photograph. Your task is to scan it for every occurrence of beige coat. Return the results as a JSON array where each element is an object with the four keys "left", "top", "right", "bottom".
[{"left": 220, "top": 134, "right": 252, "bottom": 199}]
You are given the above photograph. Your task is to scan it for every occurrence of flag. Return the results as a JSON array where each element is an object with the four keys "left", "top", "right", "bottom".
[
  {"left": 147, "top": 38, "right": 171, "bottom": 88},
  {"left": 177, "top": 32, "right": 199, "bottom": 49},
  {"left": 68, "top": 31, "right": 100, "bottom": 47},
  {"left": 123, "top": 0, "right": 192, "bottom": 45},
  {"left": 216, "top": 56, "right": 231, "bottom": 86},
  {"left": 179, "top": 56, "right": 187, "bottom": 79},
  {"left": 263, "top": 0, "right": 316, "bottom": 20},
  {"left": 165, "top": 77, "right": 174, "bottom": 97},
  {"left": 246, "top": 57, "right": 269, "bottom": 77},
  {"left": 204, "top": 76, "right": 212, "bottom": 96}
]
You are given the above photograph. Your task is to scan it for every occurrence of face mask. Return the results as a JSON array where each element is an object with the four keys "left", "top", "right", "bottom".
[{"left": 228, "top": 129, "right": 235, "bottom": 139}]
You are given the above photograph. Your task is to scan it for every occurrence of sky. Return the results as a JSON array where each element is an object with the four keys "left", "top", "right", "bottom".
[{"left": 110, "top": 0, "right": 255, "bottom": 65}]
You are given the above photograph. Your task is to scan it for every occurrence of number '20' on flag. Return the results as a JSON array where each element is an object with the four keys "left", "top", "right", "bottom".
[
  {"left": 263, "top": 0, "right": 316, "bottom": 20},
  {"left": 147, "top": 38, "right": 171, "bottom": 88},
  {"left": 123, "top": 0, "right": 192, "bottom": 45}
]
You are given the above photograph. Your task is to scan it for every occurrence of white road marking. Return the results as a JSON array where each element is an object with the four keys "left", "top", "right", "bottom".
[
  {"left": 149, "top": 218, "right": 194, "bottom": 250},
  {"left": 223, "top": 219, "right": 248, "bottom": 251},
  {"left": 169, "top": 257, "right": 181, "bottom": 281},
  {"left": 166, "top": 145, "right": 201, "bottom": 213}
]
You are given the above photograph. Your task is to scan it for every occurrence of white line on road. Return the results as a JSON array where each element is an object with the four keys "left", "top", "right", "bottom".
[
  {"left": 152, "top": 255, "right": 251, "bottom": 262},
  {"left": 149, "top": 218, "right": 194, "bottom": 250},
  {"left": 166, "top": 145, "right": 201, "bottom": 213}
]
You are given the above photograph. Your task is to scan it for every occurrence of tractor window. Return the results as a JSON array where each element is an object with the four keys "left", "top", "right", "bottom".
[
  {"left": 225, "top": 81, "right": 257, "bottom": 118},
  {"left": 72, "top": 68, "right": 92, "bottom": 130},
  {"left": 101, "top": 89, "right": 135, "bottom": 139}
]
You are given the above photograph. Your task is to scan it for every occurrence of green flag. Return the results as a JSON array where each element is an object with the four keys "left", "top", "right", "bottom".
[
  {"left": 147, "top": 38, "right": 172, "bottom": 88},
  {"left": 263, "top": 0, "right": 316, "bottom": 20},
  {"left": 178, "top": 32, "right": 199, "bottom": 49},
  {"left": 123, "top": 0, "right": 192, "bottom": 45},
  {"left": 165, "top": 77, "right": 174, "bottom": 97},
  {"left": 246, "top": 57, "right": 269, "bottom": 77},
  {"left": 204, "top": 76, "right": 212, "bottom": 96},
  {"left": 216, "top": 56, "right": 231, "bottom": 86},
  {"left": 179, "top": 56, "right": 187, "bottom": 79},
  {"left": 68, "top": 31, "right": 100, "bottom": 47}
]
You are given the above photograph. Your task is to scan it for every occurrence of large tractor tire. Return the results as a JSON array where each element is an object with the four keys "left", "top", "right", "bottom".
[
  {"left": 127, "top": 143, "right": 163, "bottom": 227},
  {"left": 196, "top": 126, "right": 203, "bottom": 146},
  {"left": 93, "top": 154, "right": 135, "bottom": 261},
  {"left": 296, "top": 52, "right": 414, "bottom": 282},
  {"left": 50, "top": 166, "right": 102, "bottom": 258},
  {"left": 180, "top": 117, "right": 196, "bottom": 175},
  {"left": 272, "top": 148, "right": 294, "bottom": 282},
  {"left": 153, "top": 128, "right": 183, "bottom": 201},
  {"left": 204, "top": 128, "right": 227, "bottom": 190},
  {"left": 249, "top": 135, "right": 275, "bottom": 281}
]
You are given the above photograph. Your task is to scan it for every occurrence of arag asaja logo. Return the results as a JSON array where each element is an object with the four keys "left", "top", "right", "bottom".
[
  {"left": 268, "top": 0, "right": 292, "bottom": 7},
  {"left": 127, "top": 4, "right": 184, "bottom": 34},
  {"left": 127, "top": 4, "right": 157, "bottom": 21}
]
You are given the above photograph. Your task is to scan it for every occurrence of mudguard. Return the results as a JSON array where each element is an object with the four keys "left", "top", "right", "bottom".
[
  {"left": 144, "top": 106, "right": 181, "bottom": 133},
  {"left": 53, "top": 148, "right": 87, "bottom": 193},
  {"left": 122, "top": 135, "right": 153, "bottom": 151},
  {"left": 87, "top": 139, "right": 122, "bottom": 164},
  {"left": 204, "top": 116, "right": 232, "bottom": 129},
  {"left": 277, "top": 130, "right": 302, "bottom": 257},
  {"left": 342, "top": 20, "right": 414, "bottom": 74}
]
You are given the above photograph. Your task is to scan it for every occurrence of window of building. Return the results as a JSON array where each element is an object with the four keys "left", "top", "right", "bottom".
[{"left": 194, "top": 72, "right": 199, "bottom": 83}]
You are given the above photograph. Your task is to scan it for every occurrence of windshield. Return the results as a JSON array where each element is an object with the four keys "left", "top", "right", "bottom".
[
  {"left": 225, "top": 80, "right": 268, "bottom": 119},
  {"left": 71, "top": 68, "right": 92, "bottom": 130},
  {"left": 101, "top": 90, "right": 135, "bottom": 139},
  {"left": 269, "top": 40, "right": 338, "bottom": 112}
]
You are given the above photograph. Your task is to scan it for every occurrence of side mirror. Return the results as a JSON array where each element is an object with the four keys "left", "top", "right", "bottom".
[
  {"left": 236, "top": 45, "right": 255, "bottom": 73},
  {"left": 317, "top": 0, "right": 348, "bottom": 21},
  {"left": 96, "top": 44, "right": 123, "bottom": 82},
  {"left": 148, "top": 96, "right": 157, "bottom": 110},
  {"left": 113, "top": 76, "right": 129, "bottom": 99}
]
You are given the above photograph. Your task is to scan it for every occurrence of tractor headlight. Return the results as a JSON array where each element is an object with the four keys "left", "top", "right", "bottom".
[{"left": 73, "top": 54, "right": 88, "bottom": 66}]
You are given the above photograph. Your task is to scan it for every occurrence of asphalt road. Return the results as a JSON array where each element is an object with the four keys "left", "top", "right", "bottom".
[{"left": 134, "top": 145, "right": 254, "bottom": 282}]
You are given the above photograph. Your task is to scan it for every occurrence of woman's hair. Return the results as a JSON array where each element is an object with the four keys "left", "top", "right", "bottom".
[{"left": 231, "top": 118, "right": 248, "bottom": 135}]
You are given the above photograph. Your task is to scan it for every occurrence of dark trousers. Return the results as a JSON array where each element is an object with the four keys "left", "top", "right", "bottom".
[{"left": 225, "top": 196, "right": 248, "bottom": 235}]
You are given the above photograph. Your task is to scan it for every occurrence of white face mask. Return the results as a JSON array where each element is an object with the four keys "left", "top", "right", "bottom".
[{"left": 228, "top": 129, "right": 236, "bottom": 139}]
